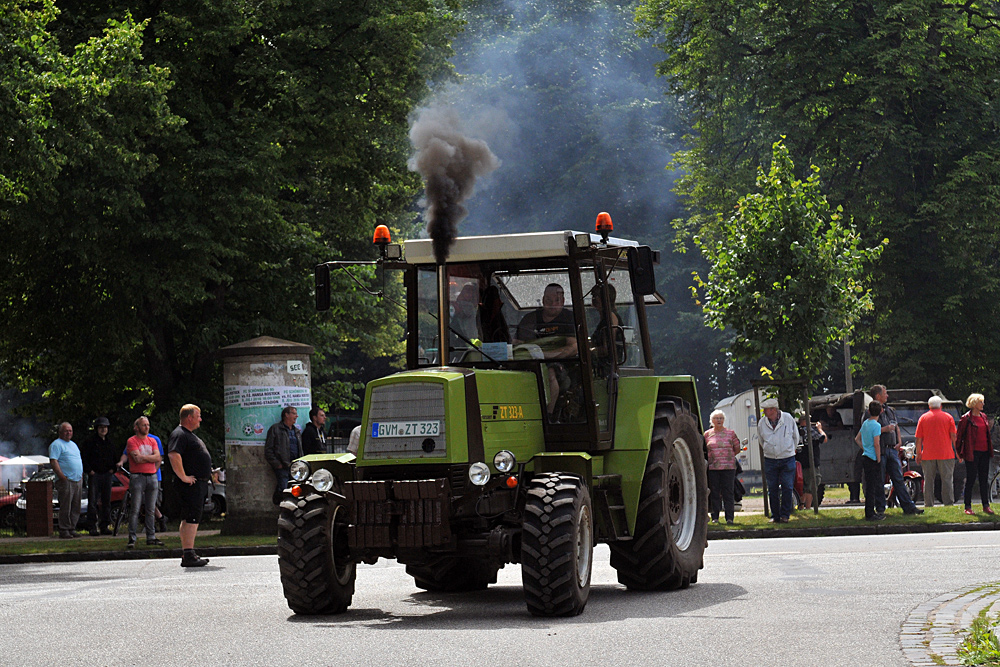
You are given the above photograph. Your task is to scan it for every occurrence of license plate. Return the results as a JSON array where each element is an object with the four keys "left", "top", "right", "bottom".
[{"left": 371, "top": 420, "right": 440, "bottom": 438}]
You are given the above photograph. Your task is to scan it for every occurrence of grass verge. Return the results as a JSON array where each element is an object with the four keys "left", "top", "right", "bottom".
[
  {"left": 0, "top": 530, "right": 274, "bottom": 556},
  {"left": 709, "top": 504, "right": 1000, "bottom": 531}
]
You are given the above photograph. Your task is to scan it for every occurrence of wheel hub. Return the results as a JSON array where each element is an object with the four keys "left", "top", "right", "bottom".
[
  {"left": 667, "top": 438, "right": 696, "bottom": 551},
  {"left": 576, "top": 504, "right": 593, "bottom": 587}
]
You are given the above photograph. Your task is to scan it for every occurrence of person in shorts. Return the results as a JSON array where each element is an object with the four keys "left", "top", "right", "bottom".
[{"left": 167, "top": 404, "right": 213, "bottom": 568}]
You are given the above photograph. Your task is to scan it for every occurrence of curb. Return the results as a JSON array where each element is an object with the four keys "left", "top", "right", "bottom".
[
  {"left": 707, "top": 520, "right": 1000, "bottom": 540},
  {"left": 0, "top": 544, "right": 277, "bottom": 565}
]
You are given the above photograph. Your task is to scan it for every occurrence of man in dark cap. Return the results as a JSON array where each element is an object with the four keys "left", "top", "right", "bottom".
[{"left": 80, "top": 417, "right": 119, "bottom": 535}]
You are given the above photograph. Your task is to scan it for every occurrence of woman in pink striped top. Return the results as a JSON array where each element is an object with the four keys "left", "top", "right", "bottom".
[{"left": 704, "top": 410, "right": 742, "bottom": 524}]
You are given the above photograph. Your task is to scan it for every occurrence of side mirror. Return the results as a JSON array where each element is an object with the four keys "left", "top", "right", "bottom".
[
  {"left": 315, "top": 264, "right": 331, "bottom": 311},
  {"left": 627, "top": 246, "right": 659, "bottom": 295}
]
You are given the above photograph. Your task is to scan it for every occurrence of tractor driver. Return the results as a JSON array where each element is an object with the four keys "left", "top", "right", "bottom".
[
  {"left": 513, "top": 283, "right": 578, "bottom": 359},
  {"left": 514, "top": 283, "right": 580, "bottom": 420}
]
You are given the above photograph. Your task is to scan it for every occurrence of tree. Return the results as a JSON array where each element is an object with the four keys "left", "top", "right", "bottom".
[
  {"left": 0, "top": 0, "right": 460, "bottom": 452},
  {"left": 693, "top": 141, "right": 883, "bottom": 391},
  {"left": 638, "top": 0, "right": 1000, "bottom": 401}
]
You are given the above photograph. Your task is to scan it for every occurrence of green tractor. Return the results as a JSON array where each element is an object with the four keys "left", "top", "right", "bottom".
[{"left": 277, "top": 220, "right": 709, "bottom": 617}]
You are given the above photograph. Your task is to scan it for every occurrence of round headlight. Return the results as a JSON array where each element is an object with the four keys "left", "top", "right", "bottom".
[
  {"left": 493, "top": 450, "right": 516, "bottom": 473},
  {"left": 310, "top": 468, "right": 335, "bottom": 493},
  {"left": 290, "top": 460, "right": 310, "bottom": 482},
  {"left": 468, "top": 462, "right": 490, "bottom": 486}
]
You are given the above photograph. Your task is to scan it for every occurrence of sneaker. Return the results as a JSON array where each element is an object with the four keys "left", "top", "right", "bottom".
[
  {"left": 964, "top": 508, "right": 976, "bottom": 515},
  {"left": 181, "top": 555, "right": 209, "bottom": 568},
  {"left": 984, "top": 507, "right": 995, "bottom": 515},
  {"left": 127, "top": 537, "right": 136, "bottom": 549},
  {"left": 866, "top": 514, "right": 886, "bottom": 522},
  {"left": 146, "top": 538, "right": 165, "bottom": 547},
  {"left": 903, "top": 508, "right": 925, "bottom": 515},
  {"left": 58, "top": 531, "right": 73, "bottom": 539}
]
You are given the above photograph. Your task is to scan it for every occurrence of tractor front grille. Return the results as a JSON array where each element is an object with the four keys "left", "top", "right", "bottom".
[{"left": 363, "top": 382, "right": 447, "bottom": 459}]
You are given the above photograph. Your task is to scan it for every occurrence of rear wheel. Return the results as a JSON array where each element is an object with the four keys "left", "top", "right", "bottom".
[
  {"left": 277, "top": 490, "right": 356, "bottom": 614},
  {"left": 521, "top": 473, "right": 593, "bottom": 617},
  {"left": 406, "top": 557, "right": 499, "bottom": 592},
  {"left": 610, "top": 397, "right": 708, "bottom": 590}
]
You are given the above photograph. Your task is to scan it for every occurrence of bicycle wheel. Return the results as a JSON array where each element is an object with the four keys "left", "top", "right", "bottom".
[{"left": 112, "top": 492, "right": 131, "bottom": 537}]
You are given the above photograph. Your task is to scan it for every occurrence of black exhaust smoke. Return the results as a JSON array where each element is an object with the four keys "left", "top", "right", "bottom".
[{"left": 409, "top": 107, "right": 499, "bottom": 264}]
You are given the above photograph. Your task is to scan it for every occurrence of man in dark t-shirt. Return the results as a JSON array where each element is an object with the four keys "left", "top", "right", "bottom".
[
  {"left": 514, "top": 283, "right": 579, "bottom": 417},
  {"left": 514, "top": 283, "right": 577, "bottom": 359},
  {"left": 167, "top": 403, "right": 213, "bottom": 568}
]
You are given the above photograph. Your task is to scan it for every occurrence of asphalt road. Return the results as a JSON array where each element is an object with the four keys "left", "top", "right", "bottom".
[{"left": 3, "top": 532, "right": 999, "bottom": 666}]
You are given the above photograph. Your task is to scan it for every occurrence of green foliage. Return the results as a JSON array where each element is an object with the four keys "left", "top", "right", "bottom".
[
  {"left": 958, "top": 608, "right": 1000, "bottom": 666},
  {"left": 693, "top": 141, "right": 883, "bottom": 385},
  {"left": 0, "top": 0, "right": 460, "bottom": 454},
  {"left": 638, "top": 0, "right": 1000, "bottom": 401}
]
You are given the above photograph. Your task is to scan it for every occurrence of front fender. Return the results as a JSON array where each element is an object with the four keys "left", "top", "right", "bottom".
[{"left": 296, "top": 453, "right": 356, "bottom": 483}]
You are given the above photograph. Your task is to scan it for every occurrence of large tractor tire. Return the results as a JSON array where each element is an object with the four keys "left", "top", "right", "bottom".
[
  {"left": 406, "top": 557, "right": 500, "bottom": 592},
  {"left": 277, "top": 490, "right": 356, "bottom": 615},
  {"left": 610, "top": 397, "right": 708, "bottom": 590},
  {"left": 521, "top": 473, "right": 593, "bottom": 617}
]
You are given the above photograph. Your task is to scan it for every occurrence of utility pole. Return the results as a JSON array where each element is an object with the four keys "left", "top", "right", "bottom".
[{"left": 844, "top": 338, "right": 853, "bottom": 393}]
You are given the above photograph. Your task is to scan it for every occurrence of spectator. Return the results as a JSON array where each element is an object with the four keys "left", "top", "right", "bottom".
[
  {"left": 125, "top": 416, "right": 164, "bottom": 548},
  {"left": 795, "top": 414, "right": 827, "bottom": 510},
  {"left": 167, "top": 404, "right": 213, "bottom": 568},
  {"left": 81, "top": 417, "right": 118, "bottom": 535},
  {"left": 118, "top": 431, "right": 169, "bottom": 532},
  {"left": 915, "top": 395, "right": 958, "bottom": 507},
  {"left": 704, "top": 409, "right": 741, "bottom": 524},
  {"left": 870, "top": 385, "right": 922, "bottom": 515},
  {"left": 956, "top": 393, "right": 994, "bottom": 516},
  {"left": 757, "top": 398, "right": 800, "bottom": 523},
  {"left": 49, "top": 422, "right": 83, "bottom": 538},
  {"left": 855, "top": 401, "right": 885, "bottom": 521},
  {"left": 301, "top": 407, "right": 328, "bottom": 455},
  {"left": 264, "top": 406, "right": 302, "bottom": 505}
]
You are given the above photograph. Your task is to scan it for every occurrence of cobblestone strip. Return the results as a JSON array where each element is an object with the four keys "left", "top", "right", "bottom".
[{"left": 901, "top": 583, "right": 1000, "bottom": 666}]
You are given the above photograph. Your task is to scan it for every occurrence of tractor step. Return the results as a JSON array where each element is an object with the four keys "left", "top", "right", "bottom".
[{"left": 592, "top": 475, "right": 631, "bottom": 542}]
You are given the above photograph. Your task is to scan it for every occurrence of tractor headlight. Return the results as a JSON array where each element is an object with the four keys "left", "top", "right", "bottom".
[
  {"left": 290, "top": 460, "right": 310, "bottom": 482},
  {"left": 493, "top": 450, "right": 516, "bottom": 473},
  {"left": 310, "top": 468, "right": 335, "bottom": 493},
  {"left": 468, "top": 462, "right": 490, "bottom": 486}
]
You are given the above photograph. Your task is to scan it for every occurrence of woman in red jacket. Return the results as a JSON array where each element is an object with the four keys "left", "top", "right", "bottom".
[{"left": 956, "top": 393, "right": 995, "bottom": 515}]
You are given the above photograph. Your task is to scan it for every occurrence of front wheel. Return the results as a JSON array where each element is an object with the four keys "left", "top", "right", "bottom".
[
  {"left": 610, "top": 397, "right": 708, "bottom": 590},
  {"left": 521, "top": 473, "right": 593, "bottom": 617},
  {"left": 277, "top": 491, "right": 356, "bottom": 614}
]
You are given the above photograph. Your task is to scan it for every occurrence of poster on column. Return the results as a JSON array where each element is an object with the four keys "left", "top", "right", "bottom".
[{"left": 224, "top": 385, "right": 311, "bottom": 447}]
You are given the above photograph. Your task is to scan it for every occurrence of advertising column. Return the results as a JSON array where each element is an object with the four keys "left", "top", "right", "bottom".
[{"left": 218, "top": 336, "right": 314, "bottom": 534}]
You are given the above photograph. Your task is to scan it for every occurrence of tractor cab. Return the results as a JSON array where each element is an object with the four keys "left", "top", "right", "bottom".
[{"left": 401, "top": 228, "right": 662, "bottom": 451}]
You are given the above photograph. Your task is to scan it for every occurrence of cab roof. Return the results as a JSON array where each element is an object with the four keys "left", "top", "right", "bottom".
[{"left": 403, "top": 230, "right": 639, "bottom": 265}]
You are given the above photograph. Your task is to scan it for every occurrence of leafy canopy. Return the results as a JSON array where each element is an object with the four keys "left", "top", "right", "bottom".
[{"left": 694, "top": 141, "right": 884, "bottom": 384}]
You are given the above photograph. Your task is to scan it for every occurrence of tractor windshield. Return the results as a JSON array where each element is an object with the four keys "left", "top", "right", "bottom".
[{"left": 414, "top": 264, "right": 580, "bottom": 367}]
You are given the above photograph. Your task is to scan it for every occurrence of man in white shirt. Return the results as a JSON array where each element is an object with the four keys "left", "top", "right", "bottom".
[{"left": 757, "top": 397, "right": 800, "bottom": 523}]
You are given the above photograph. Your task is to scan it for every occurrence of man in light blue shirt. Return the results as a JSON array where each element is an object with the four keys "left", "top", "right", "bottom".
[
  {"left": 855, "top": 402, "right": 884, "bottom": 521},
  {"left": 49, "top": 422, "right": 84, "bottom": 538}
]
